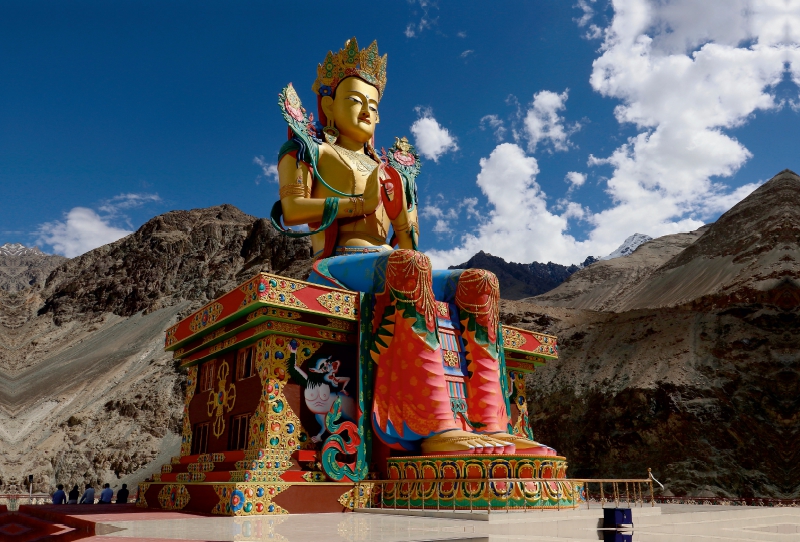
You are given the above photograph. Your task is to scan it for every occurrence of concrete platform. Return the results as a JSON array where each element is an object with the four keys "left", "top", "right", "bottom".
[{"left": 7, "top": 503, "right": 800, "bottom": 541}]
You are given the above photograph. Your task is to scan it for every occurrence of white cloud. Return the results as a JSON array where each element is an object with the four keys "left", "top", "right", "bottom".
[
  {"left": 36, "top": 207, "right": 132, "bottom": 258},
  {"left": 457, "top": 31, "right": 467, "bottom": 38},
  {"left": 479, "top": 114, "right": 507, "bottom": 141},
  {"left": 36, "top": 192, "right": 160, "bottom": 257},
  {"left": 254, "top": 155, "right": 279, "bottom": 184},
  {"left": 581, "top": 0, "right": 793, "bottom": 250},
  {"left": 98, "top": 193, "right": 161, "bottom": 214},
  {"left": 426, "top": 143, "right": 591, "bottom": 267},
  {"left": 404, "top": 0, "right": 436, "bottom": 38},
  {"left": 523, "top": 90, "right": 580, "bottom": 153},
  {"left": 421, "top": 196, "right": 479, "bottom": 238},
  {"left": 425, "top": 2, "right": 797, "bottom": 267},
  {"left": 574, "top": 0, "right": 596, "bottom": 27},
  {"left": 565, "top": 171, "right": 587, "bottom": 188},
  {"left": 410, "top": 107, "right": 459, "bottom": 162},
  {"left": 460, "top": 49, "right": 474, "bottom": 58}
]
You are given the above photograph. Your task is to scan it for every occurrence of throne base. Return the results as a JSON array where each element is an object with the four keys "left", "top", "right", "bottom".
[
  {"left": 137, "top": 480, "right": 357, "bottom": 515},
  {"left": 382, "top": 455, "right": 582, "bottom": 510}
]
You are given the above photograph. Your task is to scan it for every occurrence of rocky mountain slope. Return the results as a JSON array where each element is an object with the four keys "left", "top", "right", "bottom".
[
  {"left": 0, "top": 205, "right": 313, "bottom": 493},
  {"left": 532, "top": 226, "right": 710, "bottom": 311},
  {"left": 0, "top": 244, "right": 67, "bottom": 293},
  {"left": 515, "top": 170, "right": 800, "bottom": 498},
  {"left": 450, "top": 251, "right": 598, "bottom": 300}
]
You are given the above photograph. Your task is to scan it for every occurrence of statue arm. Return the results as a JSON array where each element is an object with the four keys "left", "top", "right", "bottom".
[
  {"left": 279, "top": 153, "right": 381, "bottom": 227},
  {"left": 391, "top": 194, "right": 419, "bottom": 250}
]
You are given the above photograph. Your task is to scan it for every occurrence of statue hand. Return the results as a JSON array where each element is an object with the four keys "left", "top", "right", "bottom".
[{"left": 363, "top": 168, "right": 381, "bottom": 214}]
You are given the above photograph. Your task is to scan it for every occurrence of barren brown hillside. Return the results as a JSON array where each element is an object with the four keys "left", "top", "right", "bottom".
[
  {"left": 515, "top": 169, "right": 800, "bottom": 497},
  {"left": 0, "top": 205, "right": 313, "bottom": 492},
  {"left": 532, "top": 226, "right": 710, "bottom": 311}
]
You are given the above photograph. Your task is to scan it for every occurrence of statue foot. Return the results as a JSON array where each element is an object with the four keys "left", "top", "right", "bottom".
[
  {"left": 484, "top": 432, "right": 557, "bottom": 456},
  {"left": 420, "top": 430, "right": 513, "bottom": 456}
]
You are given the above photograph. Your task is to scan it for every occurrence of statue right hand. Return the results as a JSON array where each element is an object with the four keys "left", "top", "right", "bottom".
[{"left": 362, "top": 168, "right": 381, "bottom": 214}]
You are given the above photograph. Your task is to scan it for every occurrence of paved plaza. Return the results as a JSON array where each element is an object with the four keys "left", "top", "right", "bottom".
[{"left": 57, "top": 504, "right": 800, "bottom": 541}]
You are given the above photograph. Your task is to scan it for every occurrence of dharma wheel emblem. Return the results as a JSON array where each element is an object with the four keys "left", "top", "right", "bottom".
[{"left": 207, "top": 361, "right": 236, "bottom": 438}]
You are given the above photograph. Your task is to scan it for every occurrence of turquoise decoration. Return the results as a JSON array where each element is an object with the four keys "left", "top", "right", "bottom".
[
  {"left": 270, "top": 197, "right": 339, "bottom": 239},
  {"left": 230, "top": 489, "right": 245, "bottom": 512},
  {"left": 320, "top": 293, "right": 370, "bottom": 482},
  {"left": 321, "top": 396, "right": 367, "bottom": 481}
]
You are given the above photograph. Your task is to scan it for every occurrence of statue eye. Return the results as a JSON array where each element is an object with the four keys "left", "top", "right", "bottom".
[
  {"left": 369, "top": 105, "right": 378, "bottom": 113},
  {"left": 348, "top": 96, "right": 363, "bottom": 106}
]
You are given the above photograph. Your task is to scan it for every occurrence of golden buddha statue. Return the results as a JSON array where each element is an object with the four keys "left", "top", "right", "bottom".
[{"left": 271, "top": 38, "right": 555, "bottom": 457}]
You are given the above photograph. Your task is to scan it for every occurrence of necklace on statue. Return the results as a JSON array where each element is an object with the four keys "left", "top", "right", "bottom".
[{"left": 331, "top": 143, "right": 379, "bottom": 174}]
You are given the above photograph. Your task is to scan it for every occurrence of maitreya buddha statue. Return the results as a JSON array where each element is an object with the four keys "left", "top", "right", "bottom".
[{"left": 271, "top": 37, "right": 556, "bottom": 457}]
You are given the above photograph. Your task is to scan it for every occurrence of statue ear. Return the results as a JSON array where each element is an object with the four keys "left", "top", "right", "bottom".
[{"left": 321, "top": 96, "right": 334, "bottom": 122}]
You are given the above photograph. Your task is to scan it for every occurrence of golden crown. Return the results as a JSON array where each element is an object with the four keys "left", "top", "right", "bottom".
[{"left": 313, "top": 37, "right": 387, "bottom": 98}]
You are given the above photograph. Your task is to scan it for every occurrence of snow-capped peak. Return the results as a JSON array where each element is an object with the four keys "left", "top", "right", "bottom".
[{"left": 601, "top": 233, "right": 652, "bottom": 261}]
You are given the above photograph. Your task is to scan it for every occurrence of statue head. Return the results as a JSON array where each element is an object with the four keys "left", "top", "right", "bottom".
[{"left": 313, "top": 38, "right": 387, "bottom": 145}]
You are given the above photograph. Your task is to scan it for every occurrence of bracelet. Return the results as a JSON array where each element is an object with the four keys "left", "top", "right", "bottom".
[
  {"left": 346, "top": 197, "right": 365, "bottom": 216},
  {"left": 279, "top": 182, "right": 310, "bottom": 199}
]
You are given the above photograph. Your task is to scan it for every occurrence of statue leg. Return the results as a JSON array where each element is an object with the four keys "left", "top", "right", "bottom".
[
  {"left": 310, "top": 250, "right": 506, "bottom": 454},
  {"left": 370, "top": 249, "right": 465, "bottom": 450},
  {"left": 454, "top": 269, "right": 557, "bottom": 456}
]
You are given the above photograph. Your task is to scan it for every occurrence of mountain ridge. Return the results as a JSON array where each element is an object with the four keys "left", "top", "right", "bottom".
[{"left": 450, "top": 251, "right": 598, "bottom": 300}]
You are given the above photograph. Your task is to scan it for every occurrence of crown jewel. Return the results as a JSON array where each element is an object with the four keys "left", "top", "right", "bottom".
[{"left": 313, "top": 37, "right": 387, "bottom": 97}]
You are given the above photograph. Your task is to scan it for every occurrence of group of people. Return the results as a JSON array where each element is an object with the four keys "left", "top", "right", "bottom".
[{"left": 51, "top": 483, "right": 129, "bottom": 504}]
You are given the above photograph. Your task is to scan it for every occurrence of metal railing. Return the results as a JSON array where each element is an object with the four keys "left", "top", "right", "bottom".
[
  {"left": 352, "top": 472, "right": 656, "bottom": 514},
  {"left": 653, "top": 496, "right": 800, "bottom": 507}
]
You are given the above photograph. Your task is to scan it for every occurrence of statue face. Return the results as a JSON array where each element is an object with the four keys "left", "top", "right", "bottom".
[{"left": 327, "top": 76, "right": 380, "bottom": 143}]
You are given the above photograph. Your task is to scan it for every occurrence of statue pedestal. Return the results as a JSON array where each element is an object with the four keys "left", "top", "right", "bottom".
[
  {"left": 138, "top": 272, "right": 572, "bottom": 515},
  {"left": 382, "top": 455, "right": 580, "bottom": 510}
]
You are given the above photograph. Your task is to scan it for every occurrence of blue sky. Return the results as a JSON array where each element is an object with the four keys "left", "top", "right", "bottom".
[{"left": 3, "top": 1, "right": 800, "bottom": 265}]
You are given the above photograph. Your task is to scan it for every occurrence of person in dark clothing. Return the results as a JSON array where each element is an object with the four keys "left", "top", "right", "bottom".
[
  {"left": 68, "top": 485, "right": 80, "bottom": 504},
  {"left": 52, "top": 484, "right": 67, "bottom": 504},
  {"left": 116, "top": 484, "right": 129, "bottom": 504}
]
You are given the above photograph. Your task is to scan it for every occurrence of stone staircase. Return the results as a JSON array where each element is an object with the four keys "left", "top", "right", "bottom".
[{"left": 153, "top": 449, "right": 325, "bottom": 484}]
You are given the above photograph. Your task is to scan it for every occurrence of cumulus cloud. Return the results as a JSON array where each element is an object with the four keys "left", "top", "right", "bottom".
[
  {"left": 426, "top": 2, "right": 795, "bottom": 266},
  {"left": 410, "top": 107, "right": 459, "bottom": 162},
  {"left": 480, "top": 114, "right": 507, "bottom": 141},
  {"left": 426, "top": 143, "right": 591, "bottom": 267},
  {"left": 522, "top": 90, "right": 580, "bottom": 153},
  {"left": 37, "top": 208, "right": 133, "bottom": 258},
  {"left": 254, "top": 155, "right": 279, "bottom": 185},
  {"left": 565, "top": 171, "right": 587, "bottom": 188},
  {"left": 36, "top": 192, "right": 160, "bottom": 257},
  {"left": 582, "top": 0, "right": 791, "bottom": 249}
]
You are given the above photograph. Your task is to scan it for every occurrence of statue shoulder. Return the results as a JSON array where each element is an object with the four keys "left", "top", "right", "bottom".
[
  {"left": 384, "top": 136, "right": 421, "bottom": 209},
  {"left": 278, "top": 83, "right": 323, "bottom": 164}
]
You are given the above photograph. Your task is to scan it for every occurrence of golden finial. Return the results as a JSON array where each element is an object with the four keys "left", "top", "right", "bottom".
[
  {"left": 313, "top": 37, "right": 387, "bottom": 97},
  {"left": 394, "top": 136, "right": 411, "bottom": 153}
]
